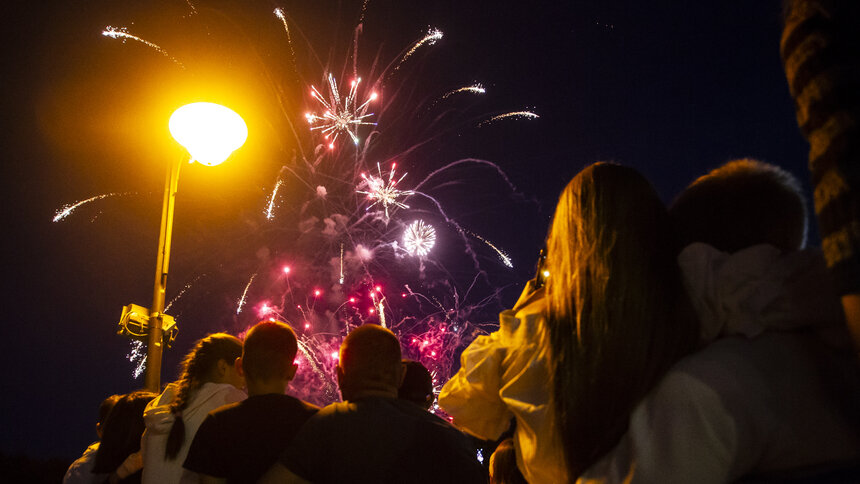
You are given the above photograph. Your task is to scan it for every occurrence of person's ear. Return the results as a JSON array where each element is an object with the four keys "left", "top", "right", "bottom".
[
  {"left": 216, "top": 359, "right": 230, "bottom": 378},
  {"left": 96, "top": 422, "right": 103, "bottom": 440},
  {"left": 235, "top": 357, "right": 245, "bottom": 379},
  {"left": 285, "top": 361, "right": 298, "bottom": 381}
]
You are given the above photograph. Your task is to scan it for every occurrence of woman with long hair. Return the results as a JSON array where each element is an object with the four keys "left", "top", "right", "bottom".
[
  {"left": 439, "top": 162, "right": 699, "bottom": 482},
  {"left": 141, "top": 333, "right": 246, "bottom": 484},
  {"left": 92, "top": 391, "right": 158, "bottom": 484}
]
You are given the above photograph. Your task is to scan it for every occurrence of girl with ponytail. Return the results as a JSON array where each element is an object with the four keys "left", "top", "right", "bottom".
[{"left": 142, "top": 333, "right": 245, "bottom": 484}]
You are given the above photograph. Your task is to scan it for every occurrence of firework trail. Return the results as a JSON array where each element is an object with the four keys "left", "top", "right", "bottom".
[
  {"left": 469, "top": 231, "right": 514, "bottom": 268},
  {"left": 52, "top": 192, "right": 133, "bottom": 222},
  {"left": 102, "top": 26, "right": 185, "bottom": 68},
  {"left": 396, "top": 27, "right": 443, "bottom": 70},
  {"left": 236, "top": 273, "right": 257, "bottom": 315},
  {"left": 265, "top": 179, "right": 284, "bottom": 220},
  {"left": 478, "top": 110, "right": 540, "bottom": 127},
  {"left": 441, "top": 84, "right": 486, "bottom": 99},
  {"left": 127, "top": 340, "right": 146, "bottom": 379}
]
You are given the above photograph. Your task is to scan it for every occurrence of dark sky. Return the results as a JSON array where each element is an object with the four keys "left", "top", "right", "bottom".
[{"left": 0, "top": 0, "right": 807, "bottom": 460}]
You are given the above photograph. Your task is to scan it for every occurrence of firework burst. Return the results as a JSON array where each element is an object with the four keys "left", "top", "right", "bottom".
[
  {"left": 403, "top": 220, "right": 437, "bottom": 257},
  {"left": 357, "top": 162, "right": 415, "bottom": 219},
  {"left": 305, "top": 74, "right": 377, "bottom": 149}
]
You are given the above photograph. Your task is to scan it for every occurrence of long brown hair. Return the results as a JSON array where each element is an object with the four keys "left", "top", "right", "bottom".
[
  {"left": 544, "top": 163, "right": 698, "bottom": 478},
  {"left": 165, "top": 333, "right": 243, "bottom": 460}
]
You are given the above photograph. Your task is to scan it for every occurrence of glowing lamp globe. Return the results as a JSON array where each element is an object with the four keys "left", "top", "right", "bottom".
[{"left": 169, "top": 102, "right": 248, "bottom": 166}]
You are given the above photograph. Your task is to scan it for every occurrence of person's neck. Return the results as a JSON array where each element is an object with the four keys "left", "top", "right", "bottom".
[
  {"left": 343, "top": 387, "right": 398, "bottom": 401},
  {"left": 246, "top": 378, "right": 289, "bottom": 397}
]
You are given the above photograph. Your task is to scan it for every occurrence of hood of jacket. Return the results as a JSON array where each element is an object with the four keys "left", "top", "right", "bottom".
[
  {"left": 678, "top": 243, "right": 844, "bottom": 342},
  {"left": 143, "top": 381, "right": 241, "bottom": 434}
]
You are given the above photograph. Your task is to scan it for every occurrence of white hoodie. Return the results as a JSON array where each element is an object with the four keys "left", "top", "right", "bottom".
[
  {"left": 141, "top": 381, "right": 246, "bottom": 484},
  {"left": 582, "top": 243, "right": 860, "bottom": 483}
]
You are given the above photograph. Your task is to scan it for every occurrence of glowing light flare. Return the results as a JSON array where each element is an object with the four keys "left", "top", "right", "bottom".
[
  {"left": 403, "top": 220, "right": 437, "bottom": 257},
  {"left": 357, "top": 162, "right": 415, "bottom": 219},
  {"left": 283, "top": 266, "right": 291, "bottom": 274},
  {"left": 169, "top": 102, "right": 248, "bottom": 166},
  {"left": 305, "top": 74, "right": 377, "bottom": 149}
]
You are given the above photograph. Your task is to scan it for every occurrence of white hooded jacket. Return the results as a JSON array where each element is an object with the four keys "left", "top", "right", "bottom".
[
  {"left": 582, "top": 243, "right": 860, "bottom": 483},
  {"left": 141, "top": 381, "right": 246, "bottom": 484}
]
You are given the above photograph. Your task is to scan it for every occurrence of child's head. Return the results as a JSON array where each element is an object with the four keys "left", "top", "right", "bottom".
[
  {"left": 398, "top": 359, "right": 434, "bottom": 409},
  {"left": 670, "top": 159, "right": 807, "bottom": 252},
  {"left": 177, "top": 333, "right": 244, "bottom": 388},
  {"left": 240, "top": 321, "right": 298, "bottom": 384}
]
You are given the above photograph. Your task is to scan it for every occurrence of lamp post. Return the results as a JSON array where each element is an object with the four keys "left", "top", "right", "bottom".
[{"left": 143, "top": 102, "right": 248, "bottom": 393}]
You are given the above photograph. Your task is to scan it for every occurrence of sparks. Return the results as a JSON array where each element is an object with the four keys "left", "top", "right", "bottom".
[
  {"left": 442, "top": 84, "right": 486, "bottom": 99},
  {"left": 470, "top": 232, "right": 513, "bottom": 268},
  {"left": 403, "top": 220, "right": 437, "bottom": 257},
  {"left": 127, "top": 340, "right": 146, "bottom": 379},
  {"left": 265, "top": 178, "right": 283, "bottom": 220},
  {"left": 357, "top": 162, "right": 415, "bottom": 219},
  {"left": 478, "top": 110, "right": 540, "bottom": 127},
  {"left": 236, "top": 273, "right": 257, "bottom": 315},
  {"left": 305, "top": 74, "right": 377, "bottom": 148},
  {"left": 102, "top": 26, "right": 185, "bottom": 68},
  {"left": 397, "top": 27, "right": 443, "bottom": 69},
  {"left": 52, "top": 192, "right": 133, "bottom": 222}
]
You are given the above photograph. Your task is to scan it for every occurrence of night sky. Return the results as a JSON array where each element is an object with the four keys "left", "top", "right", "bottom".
[{"left": 1, "top": 1, "right": 807, "bottom": 461}]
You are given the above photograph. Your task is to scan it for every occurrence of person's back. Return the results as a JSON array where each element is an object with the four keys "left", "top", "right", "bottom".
[
  {"left": 282, "top": 396, "right": 483, "bottom": 483},
  {"left": 142, "top": 333, "right": 246, "bottom": 484},
  {"left": 585, "top": 160, "right": 860, "bottom": 482},
  {"left": 263, "top": 324, "right": 485, "bottom": 484},
  {"left": 183, "top": 321, "right": 318, "bottom": 484}
]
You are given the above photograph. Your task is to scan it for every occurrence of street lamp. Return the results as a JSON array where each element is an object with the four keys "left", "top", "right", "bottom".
[{"left": 135, "top": 102, "right": 247, "bottom": 392}]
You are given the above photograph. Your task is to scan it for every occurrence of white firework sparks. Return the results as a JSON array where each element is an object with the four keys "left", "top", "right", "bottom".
[
  {"left": 470, "top": 232, "right": 513, "bottom": 268},
  {"left": 127, "top": 340, "right": 146, "bottom": 379},
  {"left": 403, "top": 220, "right": 437, "bottom": 257},
  {"left": 102, "top": 26, "right": 185, "bottom": 68},
  {"left": 478, "top": 110, "right": 540, "bottom": 127},
  {"left": 236, "top": 273, "right": 257, "bottom": 315},
  {"left": 265, "top": 179, "right": 283, "bottom": 220},
  {"left": 442, "top": 83, "right": 486, "bottom": 99},
  {"left": 305, "top": 74, "right": 377, "bottom": 149},
  {"left": 357, "top": 162, "right": 415, "bottom": 219},
  {"left": 397, "top": 27, "right": 443, "bottom": 69},
  {"left": 53, "top": 192, "right": 131, "bottom": 222}
]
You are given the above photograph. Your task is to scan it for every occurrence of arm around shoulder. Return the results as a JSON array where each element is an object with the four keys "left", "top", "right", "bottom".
[{"left": 258, "top": 462, "right": 311, "bottom": 484}]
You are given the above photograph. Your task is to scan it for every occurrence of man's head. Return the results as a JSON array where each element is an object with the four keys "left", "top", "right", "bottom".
[
  {"left": 398, "top": 359, "right": 434, "bottom": 410},
  {"left": 238, "top": 321, "right": 298, "bottom": 387},
  {"left": 670, "top": 159, "right": 808, "bottom": 252},
  {"left": 337, "top": 324, "right": 403, "bottom": 400}
]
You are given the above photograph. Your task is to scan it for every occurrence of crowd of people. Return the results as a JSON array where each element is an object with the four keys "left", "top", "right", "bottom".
[{"left": 63, "top": 1, "right": 860, "bottom": 482}]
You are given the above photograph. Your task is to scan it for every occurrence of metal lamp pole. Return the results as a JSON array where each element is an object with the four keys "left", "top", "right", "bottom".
[{"left": 144, "top": 154, "right": 183, "bottom": 393}]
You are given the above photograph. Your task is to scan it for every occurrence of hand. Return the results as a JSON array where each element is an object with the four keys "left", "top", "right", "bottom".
[{"left": 115, "top": 451, "right": 143, "bottom": 479}]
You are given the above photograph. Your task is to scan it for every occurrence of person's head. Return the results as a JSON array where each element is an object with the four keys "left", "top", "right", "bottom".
[
  {"left": 238, "top": 321, "right": 299, "bottom": 386},
  {"left": 545, "top": 162, "right": 698, "bottom": 478},
  {"left": 669, "top": 158, "right": 807, "bottom": 252},
  {"left": 337, "top": 324, "right": 403, "bottom": 401},
  {"left": 96, "top": 394, "right": 121, "bottom": 439},
  {"left": 489, "top": 438, "right": 527, "bottom": 484},
  {"left": 93, "top": 391, "right": 157, "bottom": 476},
  {"left": 165, "top": 333, "right": 243, "bottom": 459},
  {"left": 398, "top": 359, "right": 434, "bottom": 410}
]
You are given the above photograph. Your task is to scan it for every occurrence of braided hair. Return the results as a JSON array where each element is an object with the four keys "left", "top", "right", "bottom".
[{"left": 164, "top": 333, "right": 242, "bottom": 460}]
